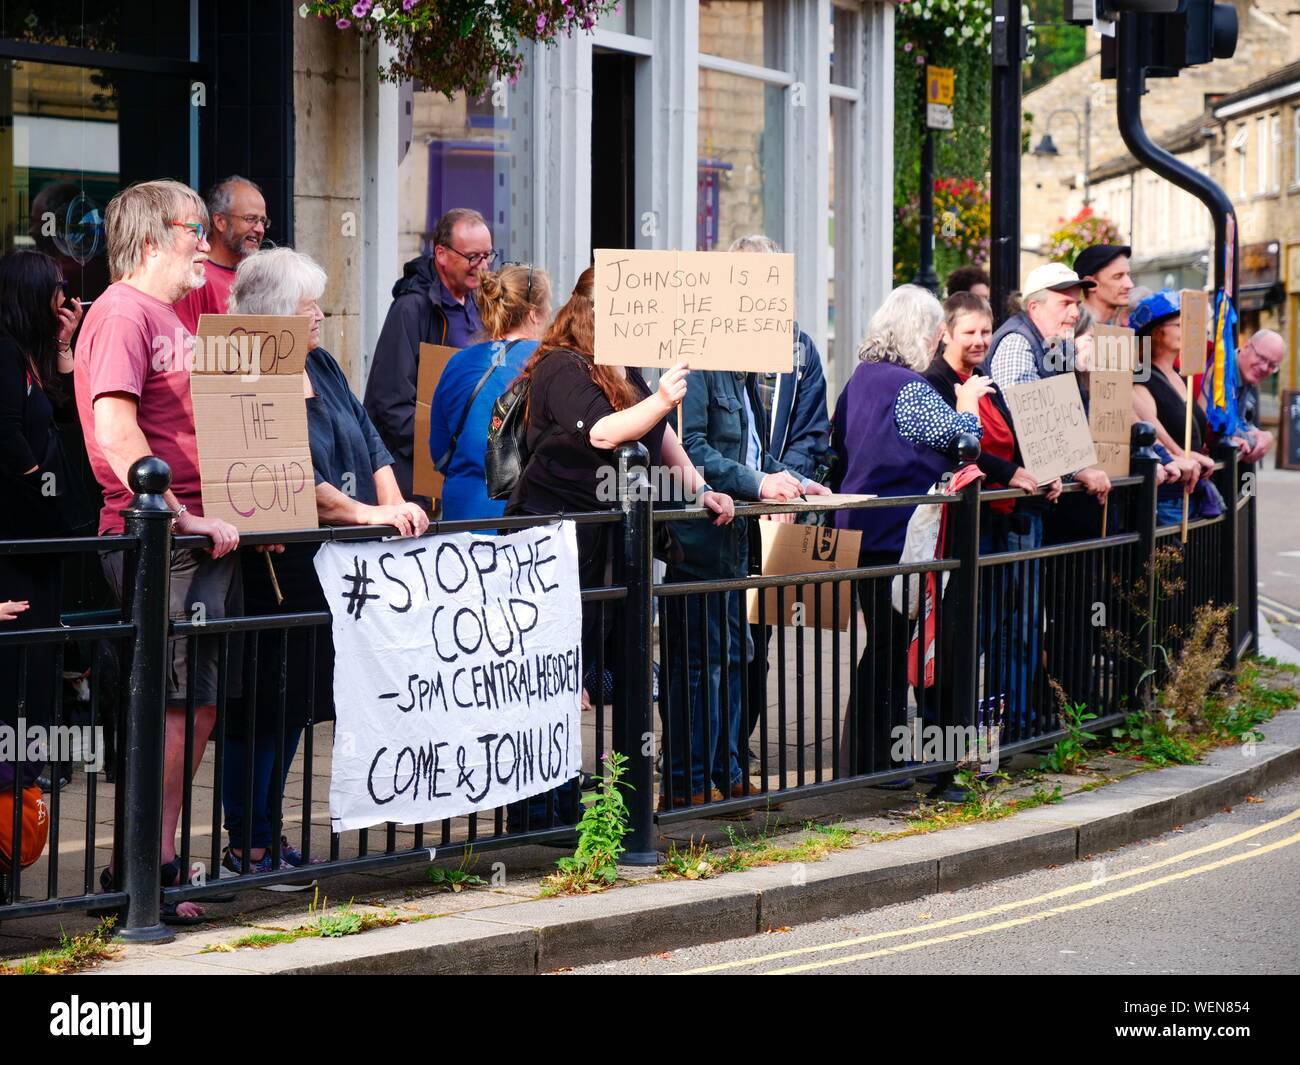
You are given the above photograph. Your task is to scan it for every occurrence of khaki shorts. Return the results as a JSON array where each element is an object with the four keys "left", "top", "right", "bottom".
[{"left": 102, "top": 548, "right": 244, "bottom": 706}]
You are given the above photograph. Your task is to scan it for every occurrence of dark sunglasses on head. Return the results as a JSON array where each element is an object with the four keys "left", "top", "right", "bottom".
[{"left": 503, "top": 260, "right": 535, "bottom": 303}]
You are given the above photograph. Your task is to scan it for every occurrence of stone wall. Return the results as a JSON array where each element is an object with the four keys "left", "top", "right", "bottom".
[
  {"left": 292, "top": 17, "right": 363, "bottom": 378},
  {"left": 1020, "top": 1, "right": 1299, "bottom": 281}
]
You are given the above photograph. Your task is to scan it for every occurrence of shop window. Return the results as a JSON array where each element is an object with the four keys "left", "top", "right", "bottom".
[
  {"left": 697, "top": 68, "right": 786, "bottom": 250},
  {"left": 0, "top": 60, "right": 192, "bottom": 302}
]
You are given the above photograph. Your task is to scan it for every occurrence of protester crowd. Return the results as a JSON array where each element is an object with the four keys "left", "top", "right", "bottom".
[{"left": 0, "top": 178, "right": 1286, "bottom": 907}]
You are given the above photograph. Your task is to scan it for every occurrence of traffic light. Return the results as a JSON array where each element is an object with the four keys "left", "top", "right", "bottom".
[{"left": 1100, "top": 0, "right": 1238, "bottom": 79}]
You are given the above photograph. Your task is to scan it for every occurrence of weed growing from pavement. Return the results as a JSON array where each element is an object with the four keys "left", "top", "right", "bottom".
[
  {"left": 1040, "top": 701, "right": 1100, "bottom": 774},
  {"left": 869, "top": 779, "right": 1064, "bottom": 842},
  {"left": 199, "top": 890, "right": 431, "bottom": 952},
  {"left": 1111, "top": 655, "right": 1298, "bottom": 765},
  {"left": 540, "top": 751, "right": 631, "bottom": 897},
  {"left": 0, "top": 917, "right": 119, "bottom": 975},
  {"left": 657, "top": 821, "right": 857, "bottom": 881},
  {"left": 427, "top": 848, "right": 487, "bottom": 892}
]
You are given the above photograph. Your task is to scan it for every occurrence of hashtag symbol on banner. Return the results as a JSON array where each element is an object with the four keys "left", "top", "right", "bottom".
[{"left": 341, "top": 557, "right": 380, "bottom": 620}]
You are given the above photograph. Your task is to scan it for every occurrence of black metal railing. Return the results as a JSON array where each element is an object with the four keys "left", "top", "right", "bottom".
[{"left": 0, "top": 421, "right": 1258, "bottom": 939}]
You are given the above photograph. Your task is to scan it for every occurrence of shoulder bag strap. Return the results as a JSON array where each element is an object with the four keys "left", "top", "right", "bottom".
[{"left": 436, "top": 339, "right": 525, "bottom": 472}]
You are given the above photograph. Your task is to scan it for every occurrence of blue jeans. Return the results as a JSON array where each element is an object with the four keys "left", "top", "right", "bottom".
[
  {"left": 222, "top": 728, "right": 302, "bottom": 851},
  {"left": 663, "top": 588, "right": 748, "bottom": 798},
  {"left": 982, "top": 512, "right": 1042, "bottom": 737}
]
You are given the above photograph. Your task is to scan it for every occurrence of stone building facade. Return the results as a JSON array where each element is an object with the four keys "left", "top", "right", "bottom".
[{"left": 1020, "top": 1, "right": 1300, "bottom": 284}]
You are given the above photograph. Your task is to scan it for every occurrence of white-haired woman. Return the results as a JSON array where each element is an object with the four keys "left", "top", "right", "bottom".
[
  {"left": 829, "top": 284, "right": 990, "bottom": 782},
  {"left": 220, "top": 247, "right": 428, "bottom": 875}
]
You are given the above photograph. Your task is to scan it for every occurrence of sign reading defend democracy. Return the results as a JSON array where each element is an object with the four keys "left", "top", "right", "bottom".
[
  {"left": 191, "top": 314, "right": 318, "bottom": 533},
  {"left": 1003, "top": 374, "right": 1098, "bottom": 484},
  {"left": 314, "top": 522, "right": 584, "bottom": 832},
  {"left": 593, "top": 248, "right": 795, "bottom": 372}
]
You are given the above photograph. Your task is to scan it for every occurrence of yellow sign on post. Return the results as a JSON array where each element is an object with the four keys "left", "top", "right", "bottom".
[{"left": 927, "top": 66, "right": 954, "bottom": 106}]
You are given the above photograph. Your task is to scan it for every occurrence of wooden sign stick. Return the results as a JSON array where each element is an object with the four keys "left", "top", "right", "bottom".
[
  {"left": 1101, "top": 495, "right": 1109, "bottom": 538},
  {"left": 265, "top": 552, "right": 285, "bottom": 606},
  {"left": 1181, "top": 373, "right": 1193, "bottom": 544}
]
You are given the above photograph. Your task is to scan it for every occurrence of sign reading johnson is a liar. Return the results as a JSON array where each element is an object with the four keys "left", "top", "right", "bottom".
[
  {"left": 593, "top": 249, "right": 795, "bottom": 372},
  {"left": 191, "top": 314, "right": 318, "bottom": 533}
]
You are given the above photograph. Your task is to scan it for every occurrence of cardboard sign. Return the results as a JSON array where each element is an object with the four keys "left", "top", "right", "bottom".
[
  {"left": 1087, "top": 370, "right": 1133, "bottom": 478},
  {"left": 1091, "top": 324, "right": 1137, "bottom": 372},
  {"left": 1003, "top": 374, "right": 1098, "bottom": 483},
  {"left": 412, "top": 342, "right": 460, "bottom": 500},
  {"left": 1179, "top": 289, "right": 1209, "bottom": 375},
  {"left": 315, "top": 524, "right": 583, "bottom": 831},
  {"left": 593, "top": 249, "right": 795, "bottom": 372},
  {"left": 193, "top": 314, "right": 311, "bottom": 376},
  {"left": 746, "top": 522, "right": 863, "bottom": 631},
  {"left": 191, "top": 314, "right": 317, "bottom": 533}
]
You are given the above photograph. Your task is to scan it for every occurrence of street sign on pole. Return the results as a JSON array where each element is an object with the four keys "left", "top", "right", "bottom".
[
  {"left": 926, "top": 66, "right": 954, "bottom": 130},
  {"left": 927, "top": 66, "right": 954, "bottom": 105},
  {"left": 926, "top": 104, "right": 954, "bottom": 130}
]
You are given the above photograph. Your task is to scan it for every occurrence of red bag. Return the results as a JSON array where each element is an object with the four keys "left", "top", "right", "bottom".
[
  {"left": 907, "top": 466, "right": 984, "bottom": 689},
  {"left": 0, "top": 785, "right": 49, "bottom": 872}
]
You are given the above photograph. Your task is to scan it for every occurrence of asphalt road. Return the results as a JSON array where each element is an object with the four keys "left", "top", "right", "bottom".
[
  {"left": 570, "top": 777, "right": 1300, "bottom": 975},
  {"left": 1257, "top": 465, "right": 1300, "bottom": 652}
]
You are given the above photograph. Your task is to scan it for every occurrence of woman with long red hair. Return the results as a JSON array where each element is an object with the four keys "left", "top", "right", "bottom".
[{"left": 506, "top": 266, "right": 734, "bottom": 828}]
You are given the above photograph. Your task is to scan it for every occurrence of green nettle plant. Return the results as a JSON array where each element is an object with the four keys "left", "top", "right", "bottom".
[
  {"left": 1040, "top": 700, "right": 1099, "bottom": 774},
  {"left": 542, "top": 751, "right": 631, "bottom": 895},
  {"left": 305, "top": 0, "right": 622, "bottom": 98}
]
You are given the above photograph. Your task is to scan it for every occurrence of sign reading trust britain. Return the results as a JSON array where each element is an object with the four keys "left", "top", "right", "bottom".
[{"left": 314, "top": 522, "right": 584, "bottom": 832}]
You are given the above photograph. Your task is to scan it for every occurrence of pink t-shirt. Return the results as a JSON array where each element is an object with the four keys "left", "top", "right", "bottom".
[
  {"left": 173, "top": 260, "right": 237, "bottom": 334},
  {"left": 74, "top": 283, "right": 204, "bottom": 534}
]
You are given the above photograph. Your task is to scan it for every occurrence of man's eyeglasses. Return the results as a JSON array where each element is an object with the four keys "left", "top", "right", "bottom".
[
  {"left": 168, "top": 220, "right": 207, "bottom": 243},
  {"left": 222, "top": 212, "right": 271, "bottom": 229},
  {"left": 504, "top": 260, "right": 535, "bottom": 303},
  {"left": 441, "top": 245, "right": 498, "bottom": 269}
]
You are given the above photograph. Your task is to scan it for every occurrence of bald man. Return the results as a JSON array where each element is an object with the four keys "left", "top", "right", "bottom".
[{"left": 1233, "top": 329, "right": 1285, "bottom": 463}]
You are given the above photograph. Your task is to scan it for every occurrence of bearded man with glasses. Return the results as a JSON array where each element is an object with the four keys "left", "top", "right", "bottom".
[
  {"left": 174, "top": 175, "right": 268, "bottom": 333},
  {"left": 364, "top": 207, "right": 496, "bottom": 499}
]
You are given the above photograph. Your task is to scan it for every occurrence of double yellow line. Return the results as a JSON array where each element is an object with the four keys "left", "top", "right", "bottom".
[{"left": 677, "top": 806, "right": 1300, "bottom": 975}]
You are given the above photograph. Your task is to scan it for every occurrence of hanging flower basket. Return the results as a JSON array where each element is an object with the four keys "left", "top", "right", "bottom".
[
  {"left": 1046, "top": 207, "right": 1125, "bottom": 265},
  {"left": 304, "top": 0, "right": 622, "bottom": 99}
]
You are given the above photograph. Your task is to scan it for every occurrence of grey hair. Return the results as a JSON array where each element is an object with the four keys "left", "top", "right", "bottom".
[
  {"left": 1023, "top": 288, "right": 1052, "bottom": 308},
  {"left": 857, "top": 284, "right": 944, "bottom": 372},
  {"left": 728, "top": 233, "right": 781, "bottom": 254},
  {"left": 1127, "top": 285, "right": 1153, "bottom": 309},
  {"left": 1249, "top": 328, "right": 1283, "bottom": 350},
  {"left": 207, "top": 175, "right": 263, "bottom": 217},
  {"left": 1074, "top": 305, "right": 1094, "bottom": 337},
  {"left": 229, "top": 247, "right": 327, "bottom": 316},
  {"left": 104, "top": 180, "right": 208, "bottom": 282}
]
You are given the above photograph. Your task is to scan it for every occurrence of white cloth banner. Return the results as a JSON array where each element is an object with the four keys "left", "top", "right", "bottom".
[{"left": 314, "top": 521, "right": 584, "bottom": 832}]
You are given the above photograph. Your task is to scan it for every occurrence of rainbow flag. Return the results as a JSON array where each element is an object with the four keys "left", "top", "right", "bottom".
[{"left": 1201, "top": 289, "right": 1246, "bottom": 438}]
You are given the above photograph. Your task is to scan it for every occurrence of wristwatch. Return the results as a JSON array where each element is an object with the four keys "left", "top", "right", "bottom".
[{"left": 171, "top": 504, "right": 188, "bottom": 531}]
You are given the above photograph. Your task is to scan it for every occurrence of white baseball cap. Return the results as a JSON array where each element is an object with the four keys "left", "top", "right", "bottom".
[{"left": 1022, "top": 262, "right": 1095, "bottom": 295}]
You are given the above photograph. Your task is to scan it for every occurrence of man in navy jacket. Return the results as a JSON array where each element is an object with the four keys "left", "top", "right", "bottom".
[{"left": 728, "top": 235, "right": 833, "bottom": 747}]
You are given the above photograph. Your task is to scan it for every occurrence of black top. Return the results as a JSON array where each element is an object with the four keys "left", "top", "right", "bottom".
[
  {"left": 1143, "top": 366, "right": 1207, "bottom": 455},
  {"left": 307, "top": 346, "right": 394, "bottom": 506},
  {"left": 0, "top": 334, "right": 61, "bottom": 539},
  {"left": 508, "top": 349, "right": 666, "bottom": 515}
]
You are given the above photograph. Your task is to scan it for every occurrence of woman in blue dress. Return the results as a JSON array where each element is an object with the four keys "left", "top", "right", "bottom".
[{"left": 428, "top": 263, "right": 551, "bottom": 520}]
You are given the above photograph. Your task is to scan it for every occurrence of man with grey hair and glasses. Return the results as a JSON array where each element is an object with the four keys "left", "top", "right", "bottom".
[
  {"left": 1227, "top": 329, "right": 1285, "bottom": 463},
  {"left": 365, "top": 207, "right": 495, "bottom": 498},
  {"left": 174, "top": 174, "right": 268, "bottom": 332},
  {"left": 74, "top": 179, "right": 243, "bottom": 924}
]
